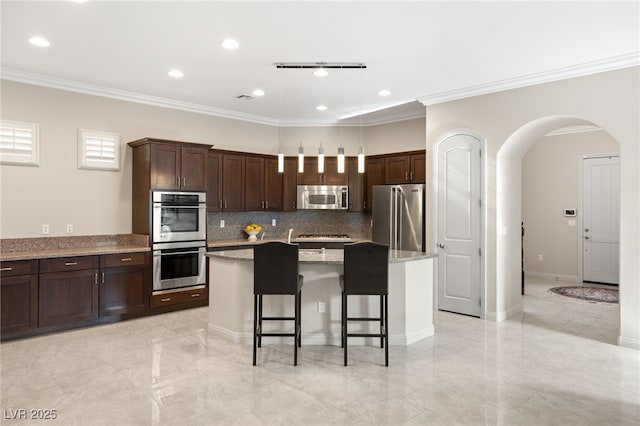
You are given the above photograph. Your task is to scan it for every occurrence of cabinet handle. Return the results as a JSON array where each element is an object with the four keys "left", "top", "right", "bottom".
[
  {"left": 161, "top": 297, "right": 171, "bottom": 302},
  {"left": 94, "top": 273, "right": 98, "bottom": 285},
  {"left": 0, "top": 267, "right": 13, "bottom": 271},
  {"left": 224, "top": 200, "right": 227, "bottom": 209},
  {"left": 177, "top": 177, "right": 181, "bottom": 187},
  {"left": 364, "top": 201, "right": 367, "bottom": 209},
  {"left": 293, "top": 201, "right": 296, "bottom": 209},
  {"left": 265, "top": 201, "right": 268, "bottom": 209},
  {"left": 219, "top": 199, "right": 223, "bottom": 209},
  {"left": 410, "top": 171, "right": 413, "bottom": 181},
  {"left": 101, "top": 272, "right": 105, "bottom": 284},
  {"left": 405, "top": 171, "right": 408, "bottom": 180},
  {"left": 190, "top": 293, "right": 200, "bottom": 297},
  {"left": 65, "top": 262, "right": 78, "bottom": 266},
  {"left": 120, "top": 258, "right": 132, "bottom": 262},
  {"left": 183, "top": 177, "right": 186, "bottom": 187}
]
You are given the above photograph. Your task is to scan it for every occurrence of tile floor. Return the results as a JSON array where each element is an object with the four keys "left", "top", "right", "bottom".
[{"left": 1, "top": 277, "right": 638, "bottom": 425}]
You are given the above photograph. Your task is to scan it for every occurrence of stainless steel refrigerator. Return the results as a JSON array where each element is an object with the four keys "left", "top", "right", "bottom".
[{"left": 372, "top": 184, "right": 425, "bottom": 252}]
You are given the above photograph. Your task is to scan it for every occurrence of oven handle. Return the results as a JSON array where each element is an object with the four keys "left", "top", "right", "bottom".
[
  {"left": 153, "top": 204, "right": 203, "bottom": 209},
  {"left": 153, "top": 248, "right": 206, "bottom": 257}
]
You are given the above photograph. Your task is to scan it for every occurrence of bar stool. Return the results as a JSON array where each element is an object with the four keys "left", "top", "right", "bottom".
[
  {"left": 340, "top": 242, "right": 390, "bottom": 366},
  {"left": 253, "top": 241, "right": 303, "bottom": 366}
]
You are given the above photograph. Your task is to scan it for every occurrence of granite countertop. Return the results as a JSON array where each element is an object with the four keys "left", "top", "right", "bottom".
[
  {"left": 0, "top": 235, "right": 150, "bottom": 261},
  {"left": 207, "top": 237, "right": 369, "bottom": 249},
  {"left": 206, "top": 247, "right": 434, "bottom": 264}
]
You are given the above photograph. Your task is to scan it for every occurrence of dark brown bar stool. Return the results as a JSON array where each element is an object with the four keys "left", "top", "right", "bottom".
[
  {"left": 253, "top": 242, "right": 303, "bottom": 366},
  {"left": 340, "top": 242, "right": 390, "bottom": 366}
]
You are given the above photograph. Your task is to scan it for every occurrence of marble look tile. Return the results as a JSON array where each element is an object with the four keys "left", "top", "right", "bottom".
[{"left": 1, "top": 277, "right": 638, "bottom": 425}]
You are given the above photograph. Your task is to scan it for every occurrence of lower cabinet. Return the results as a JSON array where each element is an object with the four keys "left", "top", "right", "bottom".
[
  {"left": 151, "top": 285, "right": 208, "bottom": 308},
  {"left": 39, "top": 256, "right": 100, "bottom": 328},
  {"left": 0, "top": 260, "right": 38, "bottom": 339},
  {"left": 100, "top": 252, "right": 151, "bottom": 317}
]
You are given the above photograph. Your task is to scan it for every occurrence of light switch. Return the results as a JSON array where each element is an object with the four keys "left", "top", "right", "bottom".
[
  {"left": 220, "top": 220, "right": 225, "bottom": 228},
  {"left": 568, "top": 220, "right": 576, "bottom": 227}
]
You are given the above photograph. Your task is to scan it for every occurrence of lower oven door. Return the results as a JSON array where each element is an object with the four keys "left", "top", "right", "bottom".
[{"left": 153, "top": 241, "right": 206, "bottom": 292}]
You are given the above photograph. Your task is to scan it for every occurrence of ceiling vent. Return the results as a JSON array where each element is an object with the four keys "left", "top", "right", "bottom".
[{"left": 235, "top": 94, "right": 254, "bottom": 100}]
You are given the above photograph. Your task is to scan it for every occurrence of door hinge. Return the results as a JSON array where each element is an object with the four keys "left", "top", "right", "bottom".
[
  {"left": 478, "top": 248, "right": 482, "bottom": 256},
  {"left": 479, "top": 297, "right": 482, "bottom": 306},
  {"left": 479, "top": 149, "right": 482, "bottom": 157}
]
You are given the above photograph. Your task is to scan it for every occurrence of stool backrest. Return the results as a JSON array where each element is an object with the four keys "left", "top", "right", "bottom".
[
  {"left": 343, "top": 242, "right": 389, "bottom": 295},
  {"left": 253, "top": 242, "right": 299, "bottom": 295}
]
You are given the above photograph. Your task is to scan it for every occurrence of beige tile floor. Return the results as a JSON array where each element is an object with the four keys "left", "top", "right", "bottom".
[{"left": 1, "top": 277, "right": 638, "bottom": 425}]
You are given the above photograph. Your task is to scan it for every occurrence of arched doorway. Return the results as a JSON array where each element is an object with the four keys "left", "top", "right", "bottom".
[{"left": 496, "top": 115, "right": 621, "bottom": 338}]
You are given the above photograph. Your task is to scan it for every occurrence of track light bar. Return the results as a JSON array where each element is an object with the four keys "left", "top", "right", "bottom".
[{"left": 275, "top": 62, "right": 366, "bottom": 69}]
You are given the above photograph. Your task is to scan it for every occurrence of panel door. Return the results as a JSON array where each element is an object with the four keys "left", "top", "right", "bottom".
[
  {"left": 364, "top": 157, "right": 385, "bottom": 212},
  {"left": 150, "top": 144, "right": 181, "bottom": 190},
  {"left": 385, "top": 155, "right": 410, "bottom": 184},
  {"left": 437, "top": 134, "right": 481, "bottom": 317},
  {"left": 410, "top": 153, "right": 426, "bottom": 183},
  {"left": 583, "top": 156, "right": 620, "bottom": 284},
  {"left": 245, "top": 156, "right": 265, "bottom": 211},
  {"left": 282, "top": 157, "right": 298, "bottom": 211},
  {"left": 39, "top": 269, "right": 99, "bottom": 327},
  {"left": 222, "top": 154, "right": 245, "bottom": 211},
  {"left": 264, "top": 157, "right": 283, "bottom": 211},
  {"left": 181, "top": 146, "right": 208, "bottom": 191},
  {"left": 207, "top": 152, "right": 223, "bottom": 211}
]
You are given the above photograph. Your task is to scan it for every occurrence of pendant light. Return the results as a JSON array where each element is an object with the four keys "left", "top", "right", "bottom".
[
  {"left": 358, "top": 146, "right": 364, "bottom": 173},
  {"left": 298, "top": 142, "right": 304, "bottom": 173},
  {"left": 337, "top": 146, "right": 345, "bottom": 173},
  {"left": 277, "top": 146, "right": 284, "bottom": 173},
  {"left": 277, "top": 64, "right": 284, "bottom": 173},
  {"left": 358, "top": 66, "right": 365, "bottom": 173},
  {"left": 318, "top": 143, "right": 324, "bottom": 173}
]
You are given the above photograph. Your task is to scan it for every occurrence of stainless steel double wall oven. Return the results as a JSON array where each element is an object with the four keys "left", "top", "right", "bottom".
[{"left": 151, "top": 191, "right": 207, "bottom": 292}]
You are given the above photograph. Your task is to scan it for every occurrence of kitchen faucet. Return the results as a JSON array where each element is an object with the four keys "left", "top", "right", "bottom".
[{"left": 288, "top": 228, "right": 293, "bottom": 244}]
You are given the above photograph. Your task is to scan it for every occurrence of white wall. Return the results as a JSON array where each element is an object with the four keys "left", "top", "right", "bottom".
[
  {"left": 0, "top": 80, "right": 424, "bottom": 238},
  {"left": 425, "top": 67, "right": 640, "bottom": 349},
  {"left": 522, "top": 130, "right": 619, "bottom": 279}
]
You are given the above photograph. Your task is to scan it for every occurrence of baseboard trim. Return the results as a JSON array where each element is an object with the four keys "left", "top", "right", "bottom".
[
  {"left": 525, "top": 271, "right": 578, "bottom": 282},
  {"left": 618, "top": 335, "right": 640, "bottom": 350}
]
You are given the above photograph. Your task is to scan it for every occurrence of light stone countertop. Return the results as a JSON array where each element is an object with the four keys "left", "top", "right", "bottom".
[{"left": 206, "top": 247, "right": 434, "bottom": 264}]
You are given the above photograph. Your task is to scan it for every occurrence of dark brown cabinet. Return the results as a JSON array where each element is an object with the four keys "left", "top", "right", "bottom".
[
  {"left": 384, "top": 151, "right": 426, "bottom": 184},
  {"left": 282, "top": 157, "right": 298, "bottom": 211},
  {"left": 298, "top": 157, "right": 348, "bottom": 185},
  {"left": 207, "top": 151, "right": 246, "bottom": 211},
  {"left": 245, "top": 155, "right": 283, "bottom": 211},
  {"left": 99, "top": 252, "right": 150, "bottom": 317},
  {"left": 364, "top": 157, "right": 385, "bottom": 212},
  {"left": 38, "top": 256, "right": 99, "bottom": 328},
  {"left": 347, "top": 157, "right": 364, "bottom": 212},
  {"left": 0, "top": 260, "right": 38, "bottom": 338},
  {"left": 150, "top": 286, "right": 208, "bottom": 308}
]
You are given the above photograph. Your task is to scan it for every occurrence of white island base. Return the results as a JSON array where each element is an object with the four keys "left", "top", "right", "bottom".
[{"left": 207, "top": 249, "right": 434, "bottom": 346}]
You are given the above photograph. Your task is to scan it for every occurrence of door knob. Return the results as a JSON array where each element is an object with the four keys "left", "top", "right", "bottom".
[
  {"left": 584, "top": 236, "right": 591, "bottom": 240},
  {"left": 438, "top": 243, "right": 445, "bottom": 249}
]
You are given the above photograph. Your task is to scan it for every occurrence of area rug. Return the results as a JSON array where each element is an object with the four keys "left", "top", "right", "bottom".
[{"left": 549, "top": 286, "right": 618, "bottom": 304}]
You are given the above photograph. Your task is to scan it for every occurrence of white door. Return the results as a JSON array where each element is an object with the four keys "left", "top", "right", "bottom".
[
  {"left": 436, "top": 133, "right": 482, "bottom": 317},
  {"left": 582, "top": 156, "right": 619, "bottom": 284}
]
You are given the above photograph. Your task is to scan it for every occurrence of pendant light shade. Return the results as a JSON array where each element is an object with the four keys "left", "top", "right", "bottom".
[
  {"left": 358, "top": 146, "right": 365, "bottom": 173},
  {"left": 277, "top": 147, "right": 284, "bottom": 173},
  {"left": 337, "top": 147, "right": 345, "bottom": 173},
  {"left": 298, "top": 143, "right": 304, "bottom": 173},
  {"left": 318, "top": 144, "right": 324, "bottom": 173}
]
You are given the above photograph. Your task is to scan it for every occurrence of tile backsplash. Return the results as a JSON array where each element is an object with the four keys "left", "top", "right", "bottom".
[{"left": 207, "top": 211, "right": 372, "bottom": 241}]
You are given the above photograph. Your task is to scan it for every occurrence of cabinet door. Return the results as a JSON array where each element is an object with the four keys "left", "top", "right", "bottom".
[
  {"left": 181, "top": 147, "right": 208, "bottom": 191},
  {"left": 207, "top": 152, "right": 223, "bottom": 211},
  {"left": 365, "top": 158, "right": 385, "bottom": 212},
  {"left": 222, "top": 154, "right": 245, "bottom": 211},
  {"left": 99, "top": 253, "right": 150, "bottom": 317},
  {"left": 297, "top": 157, "right": 320, "bottom": 184},
  {"left": 39, "top": 269, "right": 99, "bottom": 327},
  {"left": 245, "top": 156, "right": 265, "bottom": 211},
  {"left": 264, "top": 157, "right": 283, "bottom": 211},
  {"left": 347, "top": 157, "right": 364, "bottom": 212},
  {"left": 385, "top": 155, "right": 410, "bottom": 184},
  {"left": 282, "top": 157, "right": 298, "bottom": 211},
  {"left": 322, "top": 157, "right": 348, "bottom": 185},
  {"left": 150, "top": 144, "right": 181, "bottom": 190},
  {"left": 410, "top": 153, "right": 426, "bottom": 183},
  {"left": 1, "top": 274, "right": 38, "bottom": 337}
]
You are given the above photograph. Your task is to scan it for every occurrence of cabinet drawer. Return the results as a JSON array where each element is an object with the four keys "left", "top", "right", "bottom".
[
  {"left": 0, "top": 260, "right": 38, "bottom": 278},
  {"left": 40, "top": 256, "right": 99, "bottom": 273},
  {"left": 151, "top": 286, "right": 208, "bottom": 308},
  {"left": 100, "top": 252, "right": 148, "bottom": 268}
]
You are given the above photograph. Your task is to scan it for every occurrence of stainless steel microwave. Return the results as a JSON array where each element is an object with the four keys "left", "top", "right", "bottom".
[{"left": 297, "top": 185, "right": 348, "bottom": 210}]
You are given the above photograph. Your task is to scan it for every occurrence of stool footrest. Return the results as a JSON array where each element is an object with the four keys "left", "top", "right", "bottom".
[
  {"left": 262, "top": 316, "right": 295, "bottom": 321},
  {"left": 347, "top": 332, "right": 385, "bottom": 338},
  {"left": 259, "top": 332, "right": 297, "bottom": 337},
  {"left": 347, "top": 317, "right": 381, "bottom": 321}
]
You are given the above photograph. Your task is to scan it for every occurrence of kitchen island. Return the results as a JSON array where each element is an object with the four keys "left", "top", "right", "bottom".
[{"left": 206, "top": 247, "right": 435, "bottom": 346}]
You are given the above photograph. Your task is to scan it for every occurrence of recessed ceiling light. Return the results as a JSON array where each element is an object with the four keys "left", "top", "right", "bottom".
[
  {"left": 313, "top": 69, "right": 328, "bottom": 77},
  {"left": 252, "top": 89, "right": 265, "bottom": 97},
  {"left": 316, "top": 105, "right": 327, "bottom": 111},
  {"left": 378, "top": 89, "right": 391, "bottom": 97},
  {"left": 28, "top": 36, "right": 50, "bottom": 47},
  {"left": 220, "top": 38, "right": 239, "bottom": 50},
  {"left": 168, "top": 69, "right": 184, "bottom": 79}
]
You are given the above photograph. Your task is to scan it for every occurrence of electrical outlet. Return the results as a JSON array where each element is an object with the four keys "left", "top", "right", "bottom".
[
  {"left": 42, "top": 224, "right": 50, "bottom": 235},
  {"left": 318, "top": 302, "right": 326, "bottom": 313},
  {"left": 66, "top": 224, "right": 73, "bottom": 233},
  {"left": 220, "top": 220, "right": 225, "bottom": 228},
  {"left": 272, "top": 218, "right": 276, "bottom": 226},
  {"left": 538, "top": 254, "right": 543, "bottom": 262}
]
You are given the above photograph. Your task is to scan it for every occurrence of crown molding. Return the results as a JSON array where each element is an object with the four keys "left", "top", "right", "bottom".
[
  {"left": 418, "top": 52, "right": 640, "bottom": 106},
  {"left": 0, "top": 68, "right": 280, "bottom": 126}
]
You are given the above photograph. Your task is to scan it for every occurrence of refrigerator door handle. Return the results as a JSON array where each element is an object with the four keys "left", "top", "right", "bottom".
[{"left": 390, "top": 187, "right": 395, "bottom": 249}]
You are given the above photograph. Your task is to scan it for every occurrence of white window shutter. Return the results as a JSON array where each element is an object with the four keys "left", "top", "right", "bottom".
[
  {"left": 0, "top": 120, "right": 39, "bottom": 166},
  {"left": 78, "top": 129, "right": 120, "bottom": 170}
]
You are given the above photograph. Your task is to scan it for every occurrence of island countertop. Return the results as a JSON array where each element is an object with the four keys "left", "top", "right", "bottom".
[{"left": 206, "top": 247, "right": 434, "bottom": 264}]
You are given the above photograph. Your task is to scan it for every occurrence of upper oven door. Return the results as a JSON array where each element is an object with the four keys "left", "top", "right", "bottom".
[{"left": 152, "top": 191, "right": 206, "bottom": 242}]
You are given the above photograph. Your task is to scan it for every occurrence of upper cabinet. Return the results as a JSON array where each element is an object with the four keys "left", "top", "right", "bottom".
[
  {"left": 282, "top": 157, "right": 298, "bottom": 212},
  {"left": 384, "top": 151, "right": 426, "bottom": 184},
  {"left": 346, "top": 157, "right": 364, "bottom": 212},
  {"left": 207, "top": 151, "right": 245, "bottom": 212},
  {"left": 245, "top": 155, "right": 282, "bottom": 211},
  {"left": 128, "top": 138, "right": 210, "bottom": 192},
  {"left": 298, "top": 157, "right": 348, "bottom": 185},
  {"left": 364, "top": 157, "right": 385, "bottom": 212}
]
